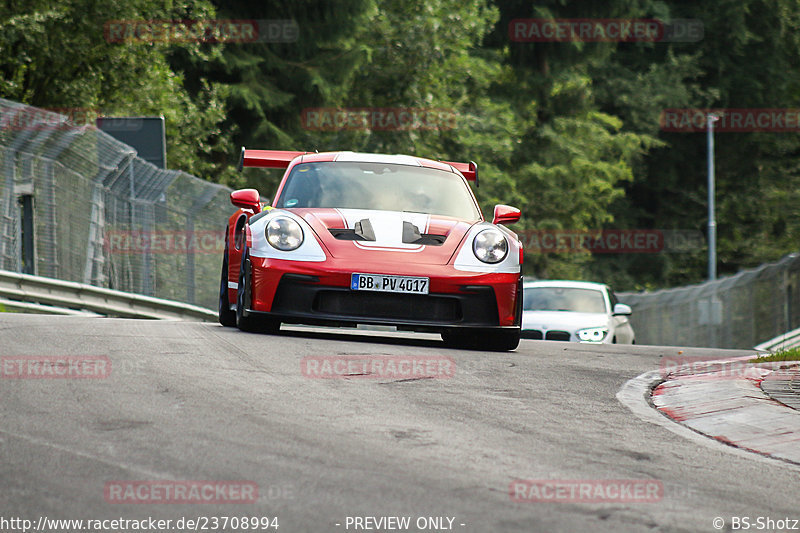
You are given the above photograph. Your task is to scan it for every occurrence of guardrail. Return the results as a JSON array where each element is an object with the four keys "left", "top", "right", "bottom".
[
  {"left": 0, "top": 296, "right": 103, "bottom": 317},
  {"left": 755, "top": 327, "right": 800, "bottom": 352},
  {"left": 0, "top": 269, "right": 217, "bottom": 321}
]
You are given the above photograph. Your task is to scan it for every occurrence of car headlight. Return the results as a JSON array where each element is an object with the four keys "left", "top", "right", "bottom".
[
  {"left": 266, "top": 217, "right": 304, "bottom": 251},
  {"left": 472, "top": 229, "right": 508, "bottom": 264},
  {"left": 577, "top": 326, "right": 609, "bottom": 342}
]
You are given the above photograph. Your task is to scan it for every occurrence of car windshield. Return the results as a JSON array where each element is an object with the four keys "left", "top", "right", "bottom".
[
  {"left": 275, "top": 162, "right": 481, "bottom": 220},
  {"left": 523, "top": 287, "right": 607, "bottom": 314}
]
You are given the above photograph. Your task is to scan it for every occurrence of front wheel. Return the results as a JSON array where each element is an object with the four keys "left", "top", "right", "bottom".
[
  {"left": 218, "top": 245, "right": 237, "bottom": 327},
  {"left": 236, "top": 250, "right": 279, "bottom": 334},
  {"left": 441, "top": 328, "right": 520, "bottom": 352}
]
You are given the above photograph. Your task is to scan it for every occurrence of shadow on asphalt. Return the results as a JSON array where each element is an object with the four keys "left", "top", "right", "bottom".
[{"left": 223, "top": 324, "right": 449, "bottom": 350}]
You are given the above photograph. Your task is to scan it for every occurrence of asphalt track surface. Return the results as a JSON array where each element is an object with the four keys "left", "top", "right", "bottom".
[{"left": 1, "top": 313, "right": 799, "bottom": 533}]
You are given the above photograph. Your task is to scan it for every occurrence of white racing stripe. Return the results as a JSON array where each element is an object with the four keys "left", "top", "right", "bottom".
[{"left": 335, "top": 209, "right": 430, "bottom": 252}]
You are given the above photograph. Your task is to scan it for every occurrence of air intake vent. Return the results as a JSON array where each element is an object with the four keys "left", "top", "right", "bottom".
[
  {"left": 402, "top": 221, "right": 446, "bottom": 245},
  {"left": 329, "top": 218, "right": 376, "bottom": 241}
]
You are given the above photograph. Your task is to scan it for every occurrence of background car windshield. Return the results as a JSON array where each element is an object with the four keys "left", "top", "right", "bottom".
[
  {"left": 524, "top": 287, "right": 607, "bottom": 314},
  {"left": 276, "top": 162, "right": 481, "bottom": 220}
]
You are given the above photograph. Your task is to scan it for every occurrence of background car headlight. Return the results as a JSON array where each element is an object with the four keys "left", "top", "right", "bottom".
[
  {"left": 473, "top": 229, "right": 508, "bottom": 263},
  {"left": 266, "top": 217, "right": 304, "bottom": 251},
  {"left": 577, "top": 326, "right": 609, "bottom": 342}
]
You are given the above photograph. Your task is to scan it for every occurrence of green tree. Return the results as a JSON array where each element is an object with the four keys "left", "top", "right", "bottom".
[
  {"left": 176, "top": 0, "right": 374, "bottom": 193},
  {"left": 485, "top": 0, "right": 660, "bottom": 280},
  {"left": 0, "top": 0, "right": 233, "bottom": 182},
  {"left": 309, "top": 0, "right": 523, "bottom": 217},
  {"left": 590, "top": 0, "right": 800, "bottom": 288}
]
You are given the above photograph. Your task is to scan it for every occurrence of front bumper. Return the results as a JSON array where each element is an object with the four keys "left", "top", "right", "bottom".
[{"left": 246, "top": 257, "right": 521, "bottom": 331}]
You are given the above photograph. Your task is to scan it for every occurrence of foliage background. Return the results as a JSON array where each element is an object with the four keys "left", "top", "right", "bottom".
[{"left": 2, "top": 0, "right": 799, "bottom": 290}]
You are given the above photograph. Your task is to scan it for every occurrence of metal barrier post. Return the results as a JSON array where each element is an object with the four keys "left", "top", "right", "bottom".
[{"left": 18, "top": 187, "right": 35, "bottom": 275}]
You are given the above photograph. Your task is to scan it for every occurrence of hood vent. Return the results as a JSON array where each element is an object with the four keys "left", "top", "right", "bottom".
[
  {"left": 402, "top": 221, "right": 446, "bottom": 246},
  {"left": 328, "top": 219, "right": 446, "bottom": 246},
  {"left": 329, "top": 218, "right": 376, "bottom": 241}
]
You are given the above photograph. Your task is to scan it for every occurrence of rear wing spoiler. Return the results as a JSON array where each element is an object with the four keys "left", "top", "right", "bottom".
[
  {"left": 441, "top": 160, "right": 478, "bottom": 186},
  {"left": 237, "top": 147, "right": 479, "bottom": 186},
  {"left": 237, "top": 148, "right": 309, "bottom": 170}
]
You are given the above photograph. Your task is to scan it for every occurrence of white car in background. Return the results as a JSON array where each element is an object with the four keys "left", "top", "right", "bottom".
[{"left": 521, "top": 280, "right": 635, "bottom": 344}]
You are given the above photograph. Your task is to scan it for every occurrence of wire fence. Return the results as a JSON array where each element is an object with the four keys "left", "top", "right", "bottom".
[
  {"left": 618, "top": 253, "right": 800, "bottom": 349},
  {"left": 0, "top": 98, "right": 232, "bottom": 310}
]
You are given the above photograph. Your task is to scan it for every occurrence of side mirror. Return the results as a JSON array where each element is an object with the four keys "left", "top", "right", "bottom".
[
  {"left": 230, "top": 188, "right": 261, "bottom": 213},
  {"left": 613, "top": 303, "right": 632, "bottom": 316},
  {"left": 492, "top": 204, "right": 521, "bottom": 225}
]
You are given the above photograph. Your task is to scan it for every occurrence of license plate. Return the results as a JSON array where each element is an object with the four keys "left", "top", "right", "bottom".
[{"left": 350, "top": 273, "right": 429, "bottom": 294}]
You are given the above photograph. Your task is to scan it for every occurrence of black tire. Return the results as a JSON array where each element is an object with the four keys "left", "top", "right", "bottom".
[
  {"left": 441, "top": 328, "right": 520, "bottom": 352},
  {"left": 218, "top": 243, "right": 237, "bottom": 327},
  {"left": 236, "top": 249, "right": 279, "bottom": 334}
]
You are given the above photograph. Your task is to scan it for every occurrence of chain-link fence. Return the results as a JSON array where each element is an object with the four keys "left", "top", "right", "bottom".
[
  {"left": 0, "top": 99, "right": 232, "bottom": 310},
  {"left": 618, "top": 253, "right": 800, "bottom": 349}
]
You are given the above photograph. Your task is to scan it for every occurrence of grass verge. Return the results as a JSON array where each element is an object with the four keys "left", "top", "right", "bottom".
[{"left": 751, "top": 346, "right": 800, "bottom": 363}]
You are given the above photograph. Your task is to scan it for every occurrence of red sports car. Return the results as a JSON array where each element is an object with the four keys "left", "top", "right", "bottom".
[{"left": 219, "top": 149, "right": 523, "bottom": 350}]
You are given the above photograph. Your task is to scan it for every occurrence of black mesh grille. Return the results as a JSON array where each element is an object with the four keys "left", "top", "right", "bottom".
[
  {"left": 521, "top": 329, "right": 543, "bottom": 339},
  {"left": 314, "top": 291, "right": 460, "bottom": 323}
]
